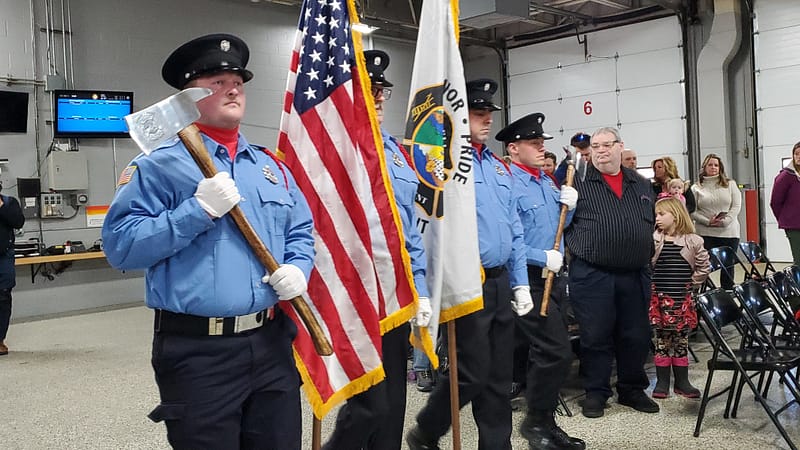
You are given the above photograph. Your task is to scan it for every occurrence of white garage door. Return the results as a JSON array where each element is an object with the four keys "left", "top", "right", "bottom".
[
  {"left": 507, "top": 17, "right": 686, "bottom": 177},
  {"left": 754, "top": 0, "right": 800, "bottom": 262}
]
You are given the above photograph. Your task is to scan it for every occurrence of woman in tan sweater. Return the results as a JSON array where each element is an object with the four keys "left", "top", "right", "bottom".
[{"left": 690, "top": 154, "right": 742, "bottom": 289}]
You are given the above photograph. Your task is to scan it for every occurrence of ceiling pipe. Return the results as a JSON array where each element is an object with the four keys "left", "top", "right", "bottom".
[
  {"left": 529, "top": 1, "right": 594, "bottom": 21},
  {"left": 648, "top": 0, "right": 685, "bottom": 12},
  {"left": 508, "top": 5, "right": 672, "bottom": 46}
]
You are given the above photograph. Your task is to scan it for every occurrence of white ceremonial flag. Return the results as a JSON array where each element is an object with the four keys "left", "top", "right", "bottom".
[{"left": 403, "top": 0, "right": 483, "bottom": 366}]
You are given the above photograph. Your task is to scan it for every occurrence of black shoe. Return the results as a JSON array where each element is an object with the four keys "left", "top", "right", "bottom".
[
  {"left": 548, "top": 425, "right": 586, "bottom": 450},
  {"left": 406, "top": 426, "right": 440, "bottom": 450},
  {"left": 521, "top": 416, "right": 586, "bottom": 450},
  {"left": 580, "top": 394, "right": 607, "bottom": 418},
  {"left": 618, "top": 390, "right": 660, "bottom": 413},
  {"left": 416, "top": 370, "right": 434, "bottom": 392},
  {"left": 510, "top": 381, "right": 525, "bottom": 399}
]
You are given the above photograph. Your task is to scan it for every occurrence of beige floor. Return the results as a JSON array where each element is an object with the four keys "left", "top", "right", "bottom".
[
  {"left": 1, "top": 263, "right": 798, "bottom": 449},
  {"left": 1, "top": 302, "right": 798, "bottom": 450}
]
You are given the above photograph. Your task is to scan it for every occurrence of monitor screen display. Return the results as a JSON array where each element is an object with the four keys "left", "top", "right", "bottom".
[
  {"left": 54, "top": 90, "right": 133, "bottom": 138},
  {"left": 0, "top": 90, "right": 29, "bottom": 133}
]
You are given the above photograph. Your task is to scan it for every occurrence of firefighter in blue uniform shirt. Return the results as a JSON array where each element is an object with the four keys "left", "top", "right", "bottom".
[
  {"left": 407, "top": 79, "right": 533, "bottom": 450},
  {"left": 323, "top": 49, "right": 432, "bottom": 450},
  {"left": 499, "top": 113, "right": 586, "bottom": 450},
  {"left": 102, "top": 33, "right": 315, "bottom": 450}
]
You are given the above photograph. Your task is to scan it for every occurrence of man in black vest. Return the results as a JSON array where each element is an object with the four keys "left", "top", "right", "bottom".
[{"left": 564, "top": 127, "right": 659, "bottom": 418}]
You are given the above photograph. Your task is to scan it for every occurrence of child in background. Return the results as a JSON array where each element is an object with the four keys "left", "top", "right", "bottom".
[
  {"left": 542, "top": 151, "right": 557, "bottom": 175},
  {"left": 657, "top": 178, "right": 687, "bottom": 204},
  {"left": 650, "top": 197, "right": 710, "bottom": 399}
]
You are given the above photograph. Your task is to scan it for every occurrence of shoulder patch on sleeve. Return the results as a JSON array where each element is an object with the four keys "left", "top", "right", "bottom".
[{"left": 117, "top": 165, "right": 138, "bottom": 186}]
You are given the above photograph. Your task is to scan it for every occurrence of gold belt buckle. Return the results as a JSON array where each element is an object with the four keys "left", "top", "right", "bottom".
[
  {"left": 234, "top": 311, "right": 264, "bottom": 333},
  {"left": 208, "top": 317, "right": 224, "bottom": 336}
]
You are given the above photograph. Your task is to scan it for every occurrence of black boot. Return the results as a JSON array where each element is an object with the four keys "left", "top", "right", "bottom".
[
  {"left": 652, "top": 365, "right": 671, "bottom": 399},
  {"left": 673, "top": 365, "right": 701, "bottom": 398},
  {"left": 521, "top": 409, "right": 586, "bottom": 450},
  {"left": 406, "top": 426, "right": 441, "bottom": 450}
]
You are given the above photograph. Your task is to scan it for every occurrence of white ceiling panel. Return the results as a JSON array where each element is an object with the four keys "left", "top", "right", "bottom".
[
  {"left": 753, "top": 26, "right": 800, "bottom": 71},
  {"left": 616, "top": 118, "right": 686, "bottom": 168},
  {"left": 508, "top": 39, "right": 589, "bottom": 75},
  {"left": 508, "top": 15, "right": 685, "bottom": 170},
  {"left": 584, "top": 17, "right": 681, "bottom": 57},
  {"left": 755, "top": 65, "right": 800, "bottom": 108},
  {"left": 508, "top": 58, "right": 617, "bottom": 107},
  {"left": 616, "top": 47, "right": 684, "bottom": 89},
  {"left": 754, "top": 0, "right": 800, "bottom": 262},
  {"left": 618, "top": 83, "right": 685, "bottom": 123},
  {"left": 756, "top": 106, "right": 800, "bottom": 148},
  {"left": 753, "top": 0, "right": 800, "bottom": 33}
]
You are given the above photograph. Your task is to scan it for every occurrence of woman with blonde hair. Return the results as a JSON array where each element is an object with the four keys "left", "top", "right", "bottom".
[
  {"left": 651, "top": 157, "right": 695, "bottom": 212},
  {"left": 690, "top": 154, "right": 742, "bottom": 289},
  {"left": 650, "top": 198, "right": 709, "bottom": 399}
]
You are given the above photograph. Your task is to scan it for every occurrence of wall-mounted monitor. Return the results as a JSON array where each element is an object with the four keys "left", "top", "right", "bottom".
[
  {"left": 53, "top": 90, "right": 133, "bottom": 138},
  {"left": 0, "top": 90, "right": 29, "bottom": 133}
]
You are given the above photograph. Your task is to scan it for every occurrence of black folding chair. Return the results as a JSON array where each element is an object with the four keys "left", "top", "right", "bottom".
[
  {"left": 787, "top": 265, "right": 800, "bottom": 291},
  {"left": 708, "top": 246, "right": 751, "bottom": 290},
  {"left": 734, "top": 280, "right": 800, "bottom": 405},
  {"left": 694, "top": 288, "right": 800, "bottom": 450},
  {"left": 739, "top": 241, "right": 778, "bottom": 281},
  {"left": 734, "top": 280, "right": 798, "bottom": 348},
  {"left": 767, "top": 272, "right": 800, "bottom": 330}
]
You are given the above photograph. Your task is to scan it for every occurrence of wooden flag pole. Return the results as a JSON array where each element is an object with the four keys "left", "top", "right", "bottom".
[
  {"left": 312, "top": 416, "right": 322, "bottom": 450},
  {"left": 540, "top": 160, "right": 576, "bottom": 317},
  {"left": 447, "top": 321, "right": 461, "bottom": 450}
]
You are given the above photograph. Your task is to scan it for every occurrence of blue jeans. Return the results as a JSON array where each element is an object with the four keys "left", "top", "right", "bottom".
[{"left": 413, "top": 347, "right": 431, "bottom": 372}]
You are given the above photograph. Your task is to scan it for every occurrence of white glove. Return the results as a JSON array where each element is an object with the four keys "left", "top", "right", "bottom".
[
  {"left": 262, "top": 264, "right": 307, "bottom": 300},
  {"left": 511, "top": 286, "right": 534, "bottom": 316},
  {"left": 544, "top": 250, "right": 563, "bottom": 273},
  {"left": 560, "top": 186, "right": 578, "bottom": 210},
  {"left": 414, "top": 297, "right": 432, "bottom": 327},
  {"left": 195, "top": 172, "right": 241, "bottom": 218}
]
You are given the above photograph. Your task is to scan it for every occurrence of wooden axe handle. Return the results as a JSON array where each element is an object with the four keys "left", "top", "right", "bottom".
[
  {"left": 178, "top": 125, "right": 333, "bottom": 356},
  {"left": 540, "top": 163, "right": 576, "bottom": 317}
]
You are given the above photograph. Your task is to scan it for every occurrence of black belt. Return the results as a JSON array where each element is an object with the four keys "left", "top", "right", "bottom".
[
  {"left": 154, "top": 308, "right": 275, "bottom": 336},
  {"left": 527, "top": 265, "right": 545, "bottom": 282},
  {"left": 483, "top": 266, "right": 507, "bottom": 279}
]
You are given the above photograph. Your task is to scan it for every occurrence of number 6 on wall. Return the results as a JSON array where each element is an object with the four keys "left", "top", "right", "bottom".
[{"left": 583, "top": 101, "right": 592, "bottom": 115}]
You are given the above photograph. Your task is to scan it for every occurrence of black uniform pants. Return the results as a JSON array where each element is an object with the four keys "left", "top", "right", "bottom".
[
  {"left": 701, "top": 235, "right": 740, "bottom": 290},
  {"left": 148, "top": 310, "right": 300, "bottom": 450},
  {"left": 0, "top": 288, "right": 11, "bottom": 341},
  {"left": 514, "top": 269, "right": 573, "bottom": 411},
  {"left": 568, "top": 258, "right": 651, "bottom": 400},
  {"left": 416, "top": 270, "right": 514, "bottom": 450},
  {"left": 323, "top": 323, "right": 410, "bottom": 450}
]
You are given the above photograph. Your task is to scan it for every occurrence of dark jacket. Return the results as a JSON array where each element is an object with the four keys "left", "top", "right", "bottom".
[
  {"left": 0, "top": 195, "right": 25, "bottom": 289},
  {"left": 566, "top": 165, "right": 655, "bottom": 270},
  {"left": 771, "top": 166, "right": 800, "bottom": 230}
]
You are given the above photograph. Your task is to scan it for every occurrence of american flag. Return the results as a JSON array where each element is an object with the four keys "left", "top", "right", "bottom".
[{"left": 277, "top": 0, "right": 418, "bottom": 418}]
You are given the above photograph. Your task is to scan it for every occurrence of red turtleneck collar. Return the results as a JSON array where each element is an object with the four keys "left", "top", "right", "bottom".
[
  {"left": 195, "top": 123, "right": 240, "bottom": 160},
  {"left": 511, "top": 161, "right": 541, "bottom": 180},
  {"left": 472, "top": 141, "right": 484, "bottom": 156}
]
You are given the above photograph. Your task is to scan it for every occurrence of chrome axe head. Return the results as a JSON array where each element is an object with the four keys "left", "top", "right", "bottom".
[{"left": 124, "top": 87, "right": 212, "bottom": 155}]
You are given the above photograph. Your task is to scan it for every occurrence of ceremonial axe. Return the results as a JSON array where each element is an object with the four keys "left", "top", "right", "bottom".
[
  {"left": 540, "top": 147, "right": 575, "bottom": 317},
  {"left": 125, "top": 87, "right": 333, "bottom": 356}
]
